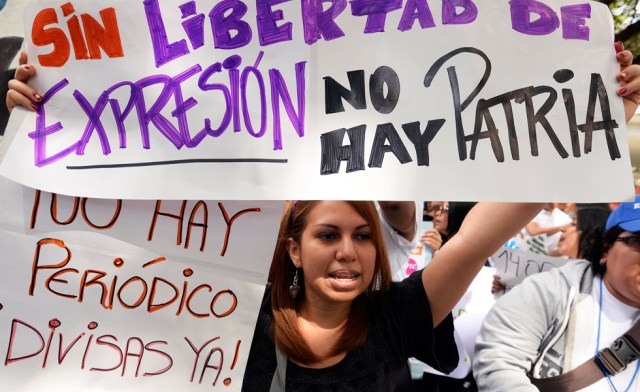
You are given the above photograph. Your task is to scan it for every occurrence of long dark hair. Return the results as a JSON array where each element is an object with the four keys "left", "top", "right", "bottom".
[{"left": 574, "top": 205, "right": 611, "bottom": 265}]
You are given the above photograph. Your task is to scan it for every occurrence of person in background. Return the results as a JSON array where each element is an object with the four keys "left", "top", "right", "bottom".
[
  {"left": 491, "top": 203, "right": 612, "bottom": 295},
  {"left": 422, "top": 201, "right": 446, "bottom": 253},
  {"left": 430, "top": 201, "right": 450, "bottom": 243},
  {"left": 555, "top": 202, "right": 577, "bottom": 220},
  {"left": 524, "top": 203, "right": 573, "bottom": 255},
  {"left": 424, "top": 202, "right": 476, "bottom": 248},
  {"left": 376, "top": 201, "right": 443, "bottom": 282},
  {"left": 474, "top": 198, "right": 640, "bottom": 391},
  {"left": 556, "top": 204, "right": 612, "bottom": 261},
  {"left": 425, "top": 201, "right": 446, "bottom": 221},
  {"left": 376, "top": 201, "right": 422, "bottom": 282}
]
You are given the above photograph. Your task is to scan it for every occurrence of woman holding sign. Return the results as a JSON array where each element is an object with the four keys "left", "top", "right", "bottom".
[{"left": 243, "top": 200, "right": 543, "bottom": 390}]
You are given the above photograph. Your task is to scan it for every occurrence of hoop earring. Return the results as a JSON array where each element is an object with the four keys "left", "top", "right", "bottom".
[{"left": 289, "top": 269, "right": 300, "bottom": 299}]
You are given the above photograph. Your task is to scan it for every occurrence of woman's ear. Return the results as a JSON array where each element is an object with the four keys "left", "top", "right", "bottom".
[{"left": 286, "top": 237, "right": 301, "bottom": 268}]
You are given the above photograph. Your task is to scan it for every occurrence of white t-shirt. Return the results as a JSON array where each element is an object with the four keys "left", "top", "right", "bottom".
[
  {"left": 530, "top": 208, "right": 572, "bottom": 253},
  {"left": 571, "top": 276, "right": 640, "bottom": 392},
  {"left": 375, "top": 201, "right": 422, "bottom": 282}
]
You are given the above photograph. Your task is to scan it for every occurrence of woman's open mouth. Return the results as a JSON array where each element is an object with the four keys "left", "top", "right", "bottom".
[{"left": 328, "top": 271, "right": 361, "bottom": 290}]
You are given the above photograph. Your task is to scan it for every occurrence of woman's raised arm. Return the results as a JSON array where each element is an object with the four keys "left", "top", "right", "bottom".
[{"left": 423, "top": 202, "right": 543, "bottom": 326}]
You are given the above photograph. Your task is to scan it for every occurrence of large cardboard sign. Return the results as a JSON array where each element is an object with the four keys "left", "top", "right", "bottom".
[
  {"left": 0, "top": 0, "right": 633, "bottom": 201},
  {"left": 0, "top": 177, "right": 284, "bottom": 391}
]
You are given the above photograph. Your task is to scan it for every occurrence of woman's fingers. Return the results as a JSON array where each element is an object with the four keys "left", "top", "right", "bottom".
[
  {"left": 6, "top": 78, "right": 40, "bottom": 112},
  {"left": 18, "top": 51, "right": 27, "bottom": 66},
  {"left": 614, "top": 42, "right": 640, "bottom": 122},
  {"left": 14, "top": 63, "right": 36, "bottom": 83},
  {"left": 6, "top": 61, "right": 41, "bottom": 112}
]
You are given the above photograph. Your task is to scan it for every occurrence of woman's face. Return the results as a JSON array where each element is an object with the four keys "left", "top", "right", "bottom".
[
  {"left": 557, "top": 224, "right": 579, "bottom": 259},
  {"left": 602, "top": 231, "right": 640, "bottom": 308},
  {"left": 287, "top": 201, "right": 377, "bottom": 309},
  {"left": 433, "top": 202, "right": 449, "bottom": 234}
]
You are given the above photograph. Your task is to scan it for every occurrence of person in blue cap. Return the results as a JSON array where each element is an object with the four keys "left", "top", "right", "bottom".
[{"left": 474, "top": 196, "right": 640, "bottom": 392}]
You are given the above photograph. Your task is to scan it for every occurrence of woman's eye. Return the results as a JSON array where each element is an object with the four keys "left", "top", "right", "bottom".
[
  {"left": 354, "top": 232, "right": 372, "bottom": 240},
  {"left": 318, "top": 232, "right": 337, "bottom": 240}
]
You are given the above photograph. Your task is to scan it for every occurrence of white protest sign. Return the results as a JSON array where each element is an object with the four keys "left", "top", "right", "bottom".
[
  {"left": 10, "top": 188, "right": 284, "bottom": 282},
  {"left": 0, "top": 177, "right": 283, "bottom": 391},
  {"left": 0, "top": 0, "right": 633, "bottom": 201},
  {"left": 491, "top": 246, "right": 569, "bottom": 288}
]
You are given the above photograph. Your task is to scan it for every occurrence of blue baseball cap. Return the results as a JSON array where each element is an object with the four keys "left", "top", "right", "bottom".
[{"left": 606, "top": 195, "right": 640, "bottom": 232}]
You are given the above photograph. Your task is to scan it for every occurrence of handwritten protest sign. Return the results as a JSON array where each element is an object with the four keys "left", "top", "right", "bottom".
[
  {"left": 0, "top": 177, "right": 284, "bottom": 391},
  {"left": 491, "top": 246, "right": 568, "bottom": 289},
  {"left": 22, "top": 189, "right": 282, "bottom": 281},
  {"left": 0, "top": 0, "right": 633, "bottom": 201}
]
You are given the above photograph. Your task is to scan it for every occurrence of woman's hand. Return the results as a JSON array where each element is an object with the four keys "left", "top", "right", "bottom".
[
  {"left": 6, "top": 52, "right": 41, "bottom": 113},
  {"left": 420, "top": 228, "right": 443, "bottom": 253},
  {"left": 491, "top": 275, "right": 507, "bottom": 294},
  {"left": 615, "top": 41, "right": 640, "bottom": 123}
]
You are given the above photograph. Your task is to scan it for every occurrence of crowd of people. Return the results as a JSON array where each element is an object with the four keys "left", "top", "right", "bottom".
[
  {"left": 474, "top": 199, "right": 640, "bottom": 392},
  {"left": 367, "top": 193, "right": 640, "bottom": 392},
  {"left": 3, "top": 35, "right": 640, "bottom": 392}
]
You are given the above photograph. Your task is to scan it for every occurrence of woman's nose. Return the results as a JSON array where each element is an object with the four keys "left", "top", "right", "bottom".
[{"left": 336, "top": 238, "right": 356, "bottom": 262}]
